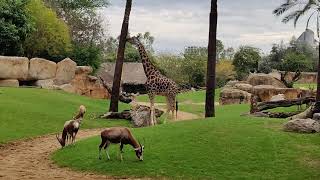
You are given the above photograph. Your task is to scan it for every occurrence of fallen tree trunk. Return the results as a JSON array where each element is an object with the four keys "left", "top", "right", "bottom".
[
  {"left": 256, "top": 97, "right": 315, "bottom": 112},
  {"left": 288, "top": 104, "right": 315, "bottom": 120},
  {"left": 99, "top": 76, "right": 133, "bottom": 104}
]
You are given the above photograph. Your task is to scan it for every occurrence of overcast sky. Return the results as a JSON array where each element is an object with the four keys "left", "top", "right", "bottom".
[{"left": 101, "top": 0, "right": 317, "bottom": 54}]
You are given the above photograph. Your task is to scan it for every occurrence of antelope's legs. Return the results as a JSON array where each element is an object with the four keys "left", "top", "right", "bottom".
[{"left": 120, "top": 143, "right": 124, "bottom": 161}]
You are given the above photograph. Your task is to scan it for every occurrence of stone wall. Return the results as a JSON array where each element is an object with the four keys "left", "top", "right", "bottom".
[
  {"left": 220, "top": 73, "right": 315, "bottom": 105},
  {"left": 0, "top": 56, "right": 109, "bottom": 99}
]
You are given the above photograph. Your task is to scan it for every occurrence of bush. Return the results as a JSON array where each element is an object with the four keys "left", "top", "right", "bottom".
[
  {"left": 216, "top": 60, "right": 235, "bottom": 87},
  {"left": 70, "top": 44, "right": 102, "bottom": 73},
  {"left": 233, "top": 46, "right": 261, "bottom": 80}
]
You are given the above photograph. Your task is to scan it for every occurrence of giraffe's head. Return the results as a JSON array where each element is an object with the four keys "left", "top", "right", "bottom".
[{"left": 127, "top": 36, "right": 140, "bottom": 45}]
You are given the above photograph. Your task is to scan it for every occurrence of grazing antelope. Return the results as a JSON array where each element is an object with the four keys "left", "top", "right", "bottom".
[
  {"left": 56, "top": 105, "right": 86, "bottom": 147},
  {"left": 99, "top": 127, "right": 144, "bottom": 161}
]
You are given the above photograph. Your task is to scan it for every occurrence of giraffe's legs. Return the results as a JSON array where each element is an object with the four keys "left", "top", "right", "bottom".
[
  {"left": 148, "top": 93, "right": 155, "bottom": 126},
  {"left": 168, "top": 95, "right": 176, "bottom": 120}
]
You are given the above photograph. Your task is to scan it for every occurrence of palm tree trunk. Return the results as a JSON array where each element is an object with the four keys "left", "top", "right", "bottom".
[
  {"left": 205, "top": 0, "right": 217, "bottom": 117},
  {"left": 109, "top": 0, "right": 132, "bottom": 112}
]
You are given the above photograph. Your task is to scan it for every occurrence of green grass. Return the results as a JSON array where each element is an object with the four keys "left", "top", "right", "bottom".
[
  {"left": 0, "top": 87, "right": 130, "bottom": 144},
  {"left": 293, "top": 83, "right": 316, "bottom": 89},
  {"left": 136, "top": 89, "right": 221, "bottom": 104},
  {"left": 52, "top": 104, "right": 320, "bottom": 179}
]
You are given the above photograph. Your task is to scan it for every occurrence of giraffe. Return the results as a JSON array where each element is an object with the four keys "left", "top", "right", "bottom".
[{"left": 127, "top": 36, "right": 180, "bottom": 125}]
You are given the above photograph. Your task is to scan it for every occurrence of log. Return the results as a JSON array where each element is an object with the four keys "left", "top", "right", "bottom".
[
  {"left": 99, "top": 76, "right": 133, "bottom": 104},
  {"left": 100, "top": 110, "right": 132, "bottom": 120},
  {"left": 288, "top": 104, "right": 315, "bottom": 120},
  {"left": 256, "top": 97, "right": 315, "bottom": 112}
]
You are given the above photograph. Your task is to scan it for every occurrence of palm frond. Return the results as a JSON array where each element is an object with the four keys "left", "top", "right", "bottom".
[
  {"left": 273, "top": 0, "right": 299, "bottom": 16},
  {"left": 293, "top": 0, "right": 317, "bottom": 27},
  {"left": 282, "top": 11, "right": 302, "bottom": 23}
]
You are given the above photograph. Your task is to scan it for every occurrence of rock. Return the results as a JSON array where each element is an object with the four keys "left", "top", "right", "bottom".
[
  {"left": 225, "top": 80, "right": 247, "bottom": 88},
  {"left": 34, "top": 79, "right": 55, "bottom": 89},
  {"left": 247, "top": 73, "right": 286, "bottom": 88},
  {"left": 219, "top": 88, "right": 251, "bottom": 105},
  {"left": 130, "top": 105, "right": 164, "bottom": 127},
  {"left": 28, "top": 58, "right": 57, "bottom": 80},
  {"left": 59, "top": 84, "right": 76, "bottom": 93},
  {"left": 312, "top": 113, "right": 320, "bottom": 122},
  {"left": 270, "top": 94, "right": 285, "bottom": 102},
  {"left": 0, "top": 56, "right": 29, "bottom": 80},
  {"left": 54, "top": 58, "right": 77, "bottom": 85},
  {"left": 75, "top": 66, "right": 93, "bottom": 75},
  {"left": 283, "top": 118, "right": 320, "bottom": 133},
  {"left": 234, "top": 83, "right": 253, "bottom": 93},
  {"left": 253, "top": 85, "right": 301, "bottom": 102},
  {"left": 70, "top": 72, "right": 109, "bottom": 99},
  {"left": 0, "top": 79, "right": 19, "bottom": 87}
]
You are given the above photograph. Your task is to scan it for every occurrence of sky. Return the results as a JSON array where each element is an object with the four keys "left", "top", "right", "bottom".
[{"left": 101, "top": 0, "right": 317, "bottom": 54}]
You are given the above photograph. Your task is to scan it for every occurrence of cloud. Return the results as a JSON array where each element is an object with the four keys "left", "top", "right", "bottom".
[{"left": 101, "top": 0, "right": 316, "bottom": 54}]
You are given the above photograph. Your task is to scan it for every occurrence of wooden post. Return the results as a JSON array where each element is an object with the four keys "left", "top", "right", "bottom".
[
  {"left": 109, "top": 0, "right": 132, "bottom": 112},
  {"left": 205, "top": 0, "right": 217, "bottom": 117}
]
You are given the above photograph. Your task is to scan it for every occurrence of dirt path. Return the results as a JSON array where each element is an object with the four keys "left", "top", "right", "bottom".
[
  {"left": 137, "top": 102, "right": 201, "bottom": 121},
  {"left": 0, "top": 129, "right": 120, "bottom": 180}
]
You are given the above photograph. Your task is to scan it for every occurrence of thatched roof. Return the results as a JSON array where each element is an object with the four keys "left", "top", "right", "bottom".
[{"left": 97, "top": 62, "right": 147, "bottom": 85}]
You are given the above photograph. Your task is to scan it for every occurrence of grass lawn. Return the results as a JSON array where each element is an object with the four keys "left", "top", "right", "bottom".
[
  {"left": 136, "top": 89, "right": 221, "bottom": 104},
  {"left": 0, "top": 87, "right": 130, "bottom": 144},
  {"left": 294, "top": 83, "right": 316, "bottom": 89},
  {"left": 52, "top": 104, "right": 320, "bottom": 179}
]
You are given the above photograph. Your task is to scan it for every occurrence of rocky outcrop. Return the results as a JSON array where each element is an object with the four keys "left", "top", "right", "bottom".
[
  {"left": 247, "top": 73, "right": 286, "bottom": 88},
  {"left": 54, "top": 58, "right": 77, "bottom": 85},
  {"left": 28, "top": 58, "right": 57, "bottom": 80},
  {"left": 0, "top": 56, "right": 29, "bottom": 80},
  {"left": 59, "top": 84, "right": 76, "bottom": 93},
  {"left": 253, "top": 85, "right": 302, "bottom": 102},
  {"left": 219, "top": 88, "right": 251, "bottom": 105},
  {"left": 69, "top": 66, "right": 109, "bottom": 99},
  {"left": 0, "top": 79, "right": 19, "bottom": 87},
  {"left": 130, "top": 105, "right": 164, "bottom": 127},
  {"left": 283, "top": 118, "right": 320, "bottom": 133}
]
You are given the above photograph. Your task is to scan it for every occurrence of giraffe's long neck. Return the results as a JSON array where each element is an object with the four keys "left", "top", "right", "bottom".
[{"left": 136, "top": 43, "right": 160, "bottom": 78}]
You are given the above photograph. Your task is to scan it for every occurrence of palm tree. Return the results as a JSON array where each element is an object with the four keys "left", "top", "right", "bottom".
[
  {"left": 273, "top": 0, "right": 320, "bottom": 111},
  {"left": 205, "top": 0, "right": 218, "bottom": 117},
  {"left": 109, "top": 0, "right": 132, "bottom": 112}
]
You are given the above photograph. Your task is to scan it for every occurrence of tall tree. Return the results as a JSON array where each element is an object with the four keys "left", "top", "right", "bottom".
[
  {"left": 273, "top": 0, "right": 320, "bottom": 110},
  {"left": 0, "top": 0, "right": 33, "bottom": 56},
  {"left": 109, "top": 0, "right": 132, "bottom": 112},
  {"left": 205, "top": 0, "right": 217, "bottom": 117}
]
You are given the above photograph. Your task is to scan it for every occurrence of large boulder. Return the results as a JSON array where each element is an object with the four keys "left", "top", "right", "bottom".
[
  {"left": 75, "top": 66, "right": 93, "bottom": 75},
  {"left": 59, "top": 84, "right": 76, "bottom": 93},
  {"left": 54, "top": 58, "right": 77, "bottom": 85},
  {"left": 0, "top": 79, "right": 19, "bottom": 87},
  {"left": 247, "top": 73, "right": 286, "bottom": 88},
  {"left": 234, "top": 83, "right": 253, "bottom": 93},
  {"left": 28, "top": 58, "right": 57, "bottom": 80},
  {"left": 130, "top": 105, "right": 164, "bottom": 127},
  {"left": 283, "top": 118, "right": 320, "bottom": 133},
  {"left": 0, "top": 56, "right": 29, "bottom": 80},
  {"left": 253, "top": 85, "right": 301, "bottom": 102},
  {"left": 219, "top": 88, "right": 251, "bottom": 105},
  {"left": 34, "top": 79, "right": 56, "bottom": 89}
]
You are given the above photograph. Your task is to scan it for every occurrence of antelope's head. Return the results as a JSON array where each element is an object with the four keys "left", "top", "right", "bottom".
[
  {"left": 56, "top": 134, "right": 65, "bottom": 147},
  {"left": 134, "top": 141, "right": 144, "bottom": 161}
]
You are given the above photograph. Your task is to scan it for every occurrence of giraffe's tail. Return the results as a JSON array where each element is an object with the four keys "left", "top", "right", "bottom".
[{"left": 176, "top": 100, "right": 179, "bottom": 119}]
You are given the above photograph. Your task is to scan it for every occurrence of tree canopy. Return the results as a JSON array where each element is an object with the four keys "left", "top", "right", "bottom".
[{"left": 0, "top": 0, "right": 33, "bottom": 56}]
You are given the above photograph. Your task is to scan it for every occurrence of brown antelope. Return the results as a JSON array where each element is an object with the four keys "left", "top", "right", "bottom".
[
  {"left": 99, "top": 127, "right": 144, "bottom": 161},
  {"left": 56, "top": 105, "right": 86, "bottom": 147}
]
